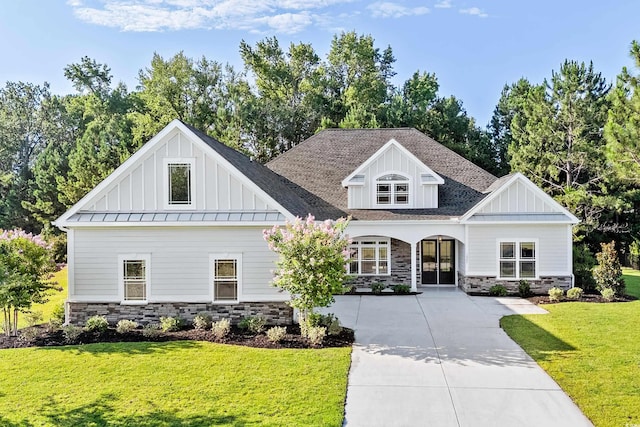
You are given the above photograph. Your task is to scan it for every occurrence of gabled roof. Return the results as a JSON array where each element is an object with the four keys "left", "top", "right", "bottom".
[
  {"left": 461, "top": 172, "right": 580, "bottom": 224},
  {"left": 341, "top": 138, "right": 444, "bottom": 187},
  {"left": 267, "top": 128, "right": 498, "bottom": 220}
]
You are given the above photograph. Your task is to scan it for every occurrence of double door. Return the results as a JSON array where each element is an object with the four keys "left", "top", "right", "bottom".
[{"left": 421, "top": 239, "right": 455, "bottom": 285}]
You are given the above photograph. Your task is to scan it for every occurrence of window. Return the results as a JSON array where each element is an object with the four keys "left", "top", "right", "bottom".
[
  {"left": 499, "top": 241, "right": 536, "bottom": 279},
  {"left": 376, "top": 174, "right": 409, "bottom": 206},
  {"left": 164, "top": 158, "right": 195, "bottom": 209},
  {"left": 119, "top": 254, "right": 150, "bottom": 304},
  {"left": 211, "top": 254, "right": 241, "bottom": 302},
  {"left": 348, "top": 239, "right": 390, "bottom": 275}
]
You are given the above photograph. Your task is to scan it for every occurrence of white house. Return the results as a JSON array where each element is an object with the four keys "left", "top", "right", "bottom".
[{"left": 54, "top": 120, "right": 578, "bottom": 325}]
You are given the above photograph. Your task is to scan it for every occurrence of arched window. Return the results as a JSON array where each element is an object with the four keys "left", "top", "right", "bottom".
[{"left": 376, "top": 174, "right": 409, "bottom": 206}]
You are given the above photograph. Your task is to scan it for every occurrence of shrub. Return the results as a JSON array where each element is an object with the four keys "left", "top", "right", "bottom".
[
  {"left": 85, "top": 315, "right": 109, "bottom": 333},
  {"left": 63, "top": 324, "right": 83, "bottom": 344},
  {"left": 193, "top": 313, "right": 212, "bottom": 330},
  {"left": 300, "top": 313, "right": 342, "bottom": 337},
  {"left": 142, "top": 323, "right": 162, "bottom": 339},
  {"left": 51, "top": 303, "right": 65, "bottom": 325},
  {"left": 593, "top": 241, "right": 625, "bottom": 297},
  {"left": 24, "top": 310, "right": 43, "bottom": 327},
  {"left": 159, "top": 316, "right": 184, "bottom": 332},
  {"left": 307, "top": 326, "right": 326, "bottom": 346},
  {"left": 566, "top": 287, "right": 584, "bottom": 300},
  {"left": 391, "top": 284, "right": 411, "bottom": 294},
  {"left": 266, "top": 326, "right": 287, "bottom": 343},
  {"left": 517, "top": 280, "right": 531, "bottom": 298},
  {"left": 211, "top": 318, "right": 231, "bottom": 340},
  {"left": 601, "top": 288, "right": 615, "bottom": 302},
  {"left": 573, "top": 244, "right": 597, "bottom": 292},
  {"left": 325, "top": 315, "right": 342, "bottom": 336},
  {"left": 371, "top": 283, "right": 386, "bottom": 294},
  {"left": 238, "top": 316, "right": 266, "bottom": 334},
  {"left": 548, "top": 287, "right": 564, "bottom": 302},
  {"left": 116, "top": 319, "right": 138, "bottom": 334},
  {"left": 19, "top": 326, "right": 42, "bottom": 343},
  {"left": 489, "top": 284, "right": 508, "bottom": 296}
]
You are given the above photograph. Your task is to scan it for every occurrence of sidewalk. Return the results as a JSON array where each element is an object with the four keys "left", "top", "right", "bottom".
[{"left": 321, "top": 288, "right": 593, "bottom": 427}]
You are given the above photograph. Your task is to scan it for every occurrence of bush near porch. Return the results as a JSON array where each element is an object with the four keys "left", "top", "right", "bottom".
[{"left": 500, "top": 270, "right": 640, "bottom": 427}]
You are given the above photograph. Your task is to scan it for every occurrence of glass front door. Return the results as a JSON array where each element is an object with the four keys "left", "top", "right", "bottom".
[{"left": 421, "top": 239, "right": 456, "bottom": 285}]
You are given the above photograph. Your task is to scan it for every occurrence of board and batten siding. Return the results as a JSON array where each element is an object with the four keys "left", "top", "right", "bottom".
[
  {"left": 85, "top": 129, "right": 276, "bottom": 213},
  {"left": 466, "top": 224, "right": 571, "bottom": 276},
  {"left": 71, "top": 227, "right": 283, "bottom": 302},
  {"left": 347, "top": 143, "right": 438, "bottom": 209},
  {"left": 478, "top": 179, "right": 557, "bottom": 214}
]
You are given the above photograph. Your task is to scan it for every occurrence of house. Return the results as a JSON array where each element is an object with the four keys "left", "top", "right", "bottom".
[{"left": 54, "top": 120, "right": 578, "bottom": 325}]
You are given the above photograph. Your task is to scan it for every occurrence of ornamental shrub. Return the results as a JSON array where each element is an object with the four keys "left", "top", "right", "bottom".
[
  {"left": 517, "top": 280, "right": 531, "bottom": 298},
  {"left": 601, "top": 288, "right": 615, "bottom": 302},
  {"left": 548, "top": 287, "right": 564, "bottom": 302},
  {"left": 159, "top": 316, "right": 184, "bottom": 332},
  {"left": 573, "top": 244, "right": 597, "bottom": 292},
  {"left": 24, "top": 310, "right": 43, "bottom": 327},
  {"left": 307, "top": 326, "right": 326, "bottom": 347},
  {"left": 211, "top": 318, "right": 231, "bottom": 340},
  {"left": 193, "top": 312, "right": 212, "bottom": 330},
  {"left": 392, "top": 284, "right": 411, "bottom": 294},
  {"left": 142, "top": 323, "right": 162, "bottom": 339},
  {"left": 489, "top": 284, "right": 508, "bottom": 296},
  {"left": 63, "top": 324, "right": 83, "bottom": 344},
  {"left": 371, "top": 283, "right": 386, "bottom": 294},
  {"left": 116, "top": 319, "right": 138, "bottom": 334},
  {"left": 566, "top": 287, "right": 584, "bottom": 300},
  {"left": 238, "top": 316, "right": 266, "bottom": 334},
  {"left": 263, "top": 215, "right": 350, "bottom": 325},
  {"left": 266, "top": 326, "right": 287, "bottom": 343},
  {"left": 51, "top": 303, "right": 65, "bottom": 325},
  {"left": 593, "top": 241, "right": 625, "bottom": 297},
  {"left": 85, "top": 315, "right": 109, "bottom": 333}
]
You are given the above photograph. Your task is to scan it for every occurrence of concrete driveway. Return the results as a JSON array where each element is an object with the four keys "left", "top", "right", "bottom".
[{"left": 321, "top": 287, "right": 593, "bottom": 427}]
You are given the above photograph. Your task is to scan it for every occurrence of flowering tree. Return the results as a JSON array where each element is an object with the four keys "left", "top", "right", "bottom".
[
  {"left": 0, "top": 229, "right": 57, "bottom": 336},
  {"left": 263, "top": 215, "right": 350, "bottom": 321}
]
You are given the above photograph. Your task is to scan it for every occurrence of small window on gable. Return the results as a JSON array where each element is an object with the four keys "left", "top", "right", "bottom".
[
  {"left": 376, "top": 174, "right": 409, "bottom": 206},
  {"left": 164, "top": 158, "right": 195, "bottom": 209}
]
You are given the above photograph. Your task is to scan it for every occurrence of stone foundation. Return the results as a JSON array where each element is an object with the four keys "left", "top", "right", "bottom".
[
  {"left": 347, "top": 239, "right": 417, "bottom": 288},
  {"left": 67, "top": 301, "right": 293, "bottom": 326},
  {"left": 458, "top": 273, "right": 572, "bottom": 295}
]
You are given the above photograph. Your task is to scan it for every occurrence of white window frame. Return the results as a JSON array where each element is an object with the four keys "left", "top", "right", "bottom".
[
  {"left": 210, "top": 253, "right": 242, "bottom": 303},
  {"left": 348, "top": 238, "right": 391, "bottom": 276},
  {"left": 497, "top": 239, "right": 538, "bottom": 280},
  {"left": 163, "top": 158, "right": 196, "bottom": 210},
  {"left": 373, "top": 172, "right": 412, "bottom": 208},
  {"left": 118, "top": 254, "right": 151, "bottom": 305}
]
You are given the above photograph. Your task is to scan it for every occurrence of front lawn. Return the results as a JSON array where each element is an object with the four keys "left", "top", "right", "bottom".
[
  {"left": 0, "top": 341, "right": 351, "bottom": 426},
  {"left": 501, "top": 301, "right": 640, "bottom": 427},
  {"left": 623, "top": 268, "right": 640, "bottom": 298},
  {"left": 15, "top": 266, "right": 68, "bottom": 329}
]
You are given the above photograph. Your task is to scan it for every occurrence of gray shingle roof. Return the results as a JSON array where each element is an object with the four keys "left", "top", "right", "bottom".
[{"left": 266, "top": 128, "right": 498, "bottom": 221}]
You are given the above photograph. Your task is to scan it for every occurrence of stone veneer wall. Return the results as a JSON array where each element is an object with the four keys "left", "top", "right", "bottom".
[
  {"left": 67, "top": 301, "right": 293, "bottom": 326},
  {"left": 457, "top": 273, "right": 572, "bottom": 294},
  {"left": 347, "top": 238, "right": 418, "bottom": 288}
]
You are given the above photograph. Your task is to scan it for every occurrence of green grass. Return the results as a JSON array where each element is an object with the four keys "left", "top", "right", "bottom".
[
  {"left": 501, "top": 301, "right": 640, "bottom": 427},
  {"left": 15, "top": 266, "right": 68, "bottom": 329},
  {"left": 0, "top": 341, "right": 351, "bottom": 426},
  {"left": 623, "top": 268, "right": 640, "bottom": 298}
]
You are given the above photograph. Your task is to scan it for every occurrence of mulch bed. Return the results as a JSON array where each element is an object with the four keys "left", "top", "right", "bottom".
[
  {"left": 0, "top": 324, "right": 354, "bottom": 351},
  {"left": 527, "top": 294, "right": 637, "bottom": 304}
]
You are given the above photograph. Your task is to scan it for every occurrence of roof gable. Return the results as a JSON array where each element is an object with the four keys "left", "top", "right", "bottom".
[
  {"left": 341, "top": 138, "right": 444, "bottom": 187},
  {"left": 461, "top": 173, "right": 580, "bottom": 224}
]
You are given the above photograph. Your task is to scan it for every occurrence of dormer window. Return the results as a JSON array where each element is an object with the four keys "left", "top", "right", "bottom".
[
  {"left": 164, "top": 158, "right": 195, "bottom": 209},
  {"left": 376, "top": 174, "right": 409, "bottom": 206}
]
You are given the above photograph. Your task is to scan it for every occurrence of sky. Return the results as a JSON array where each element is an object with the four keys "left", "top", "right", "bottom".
[{"left": 1, "top": 1, "right": 639, "bottom": 126}]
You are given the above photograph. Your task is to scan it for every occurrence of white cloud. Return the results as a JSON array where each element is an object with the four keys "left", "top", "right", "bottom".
[
  {"left": 368, "top": 2, "right": 429, "bottom": 18},
  {"left": 68, "top": 0, "right": 349, "bottom": 33},
  {"left": 459, "top": 7, "right": 488, "bottom": 17},
  {"left": 434, "top": 0, "right": 451, "bottom": 8}
]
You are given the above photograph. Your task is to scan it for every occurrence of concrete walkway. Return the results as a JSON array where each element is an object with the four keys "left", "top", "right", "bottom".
[{"left": 321, "top": 287, "right": 593, "bottom": 427}]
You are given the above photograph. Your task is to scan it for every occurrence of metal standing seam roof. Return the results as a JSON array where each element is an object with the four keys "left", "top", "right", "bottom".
[
  {"left": 465, "top": 213, "right": 574, "bottom": 222},
  {"left": 67, "top": 211, "right": 286, "bottom": 223}
]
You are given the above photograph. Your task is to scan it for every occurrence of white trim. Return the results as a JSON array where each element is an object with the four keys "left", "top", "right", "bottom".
[
  {"left": 163, "top": 157, "right": 196, "bottom": 210},
  {"left": 341, "top": 138, "right": 444, "bottom": 187},
  {"left": 496, "top": 239, "right": 539, "bottom": 280},
  {"left": 372, "top": 171, "right": 413, "bottom": 208},
  {"left": 54, "top": 120, "right": 295, "bottom": 228},
  {"left": 210, "top": 253, "right": 243, "bottom": 303},
  {"left": 118, "top": 253, "right": 151, "bottom": 304},
  {"left": 348, "top": 237, "right": 391, "bottom": 276},
  {"left": 461, "top": 173, "right": 580, "bottom": 224},
  {"left": 67, "top": 229, "right": 75, "bottom": 299},
  {"left": 410, "top": 242, "right": 417, "bottom": 291}
]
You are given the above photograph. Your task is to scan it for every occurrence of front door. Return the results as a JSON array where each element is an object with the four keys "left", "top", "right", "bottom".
[{"left": 421, "top": 239, "right": 456, "bottom": 285}]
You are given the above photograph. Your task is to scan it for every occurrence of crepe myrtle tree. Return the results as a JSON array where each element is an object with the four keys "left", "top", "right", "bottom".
[
  {"left": 0, "top": 229, "right": 57, "bottom": 336},
  {"left": 263, "top": 215, "right": 351, "bottom": 324}
]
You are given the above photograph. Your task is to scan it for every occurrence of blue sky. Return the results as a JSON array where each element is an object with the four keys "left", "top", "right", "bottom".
[{"left": 1, "top": 1, "right": 639, "bottom": 126}]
